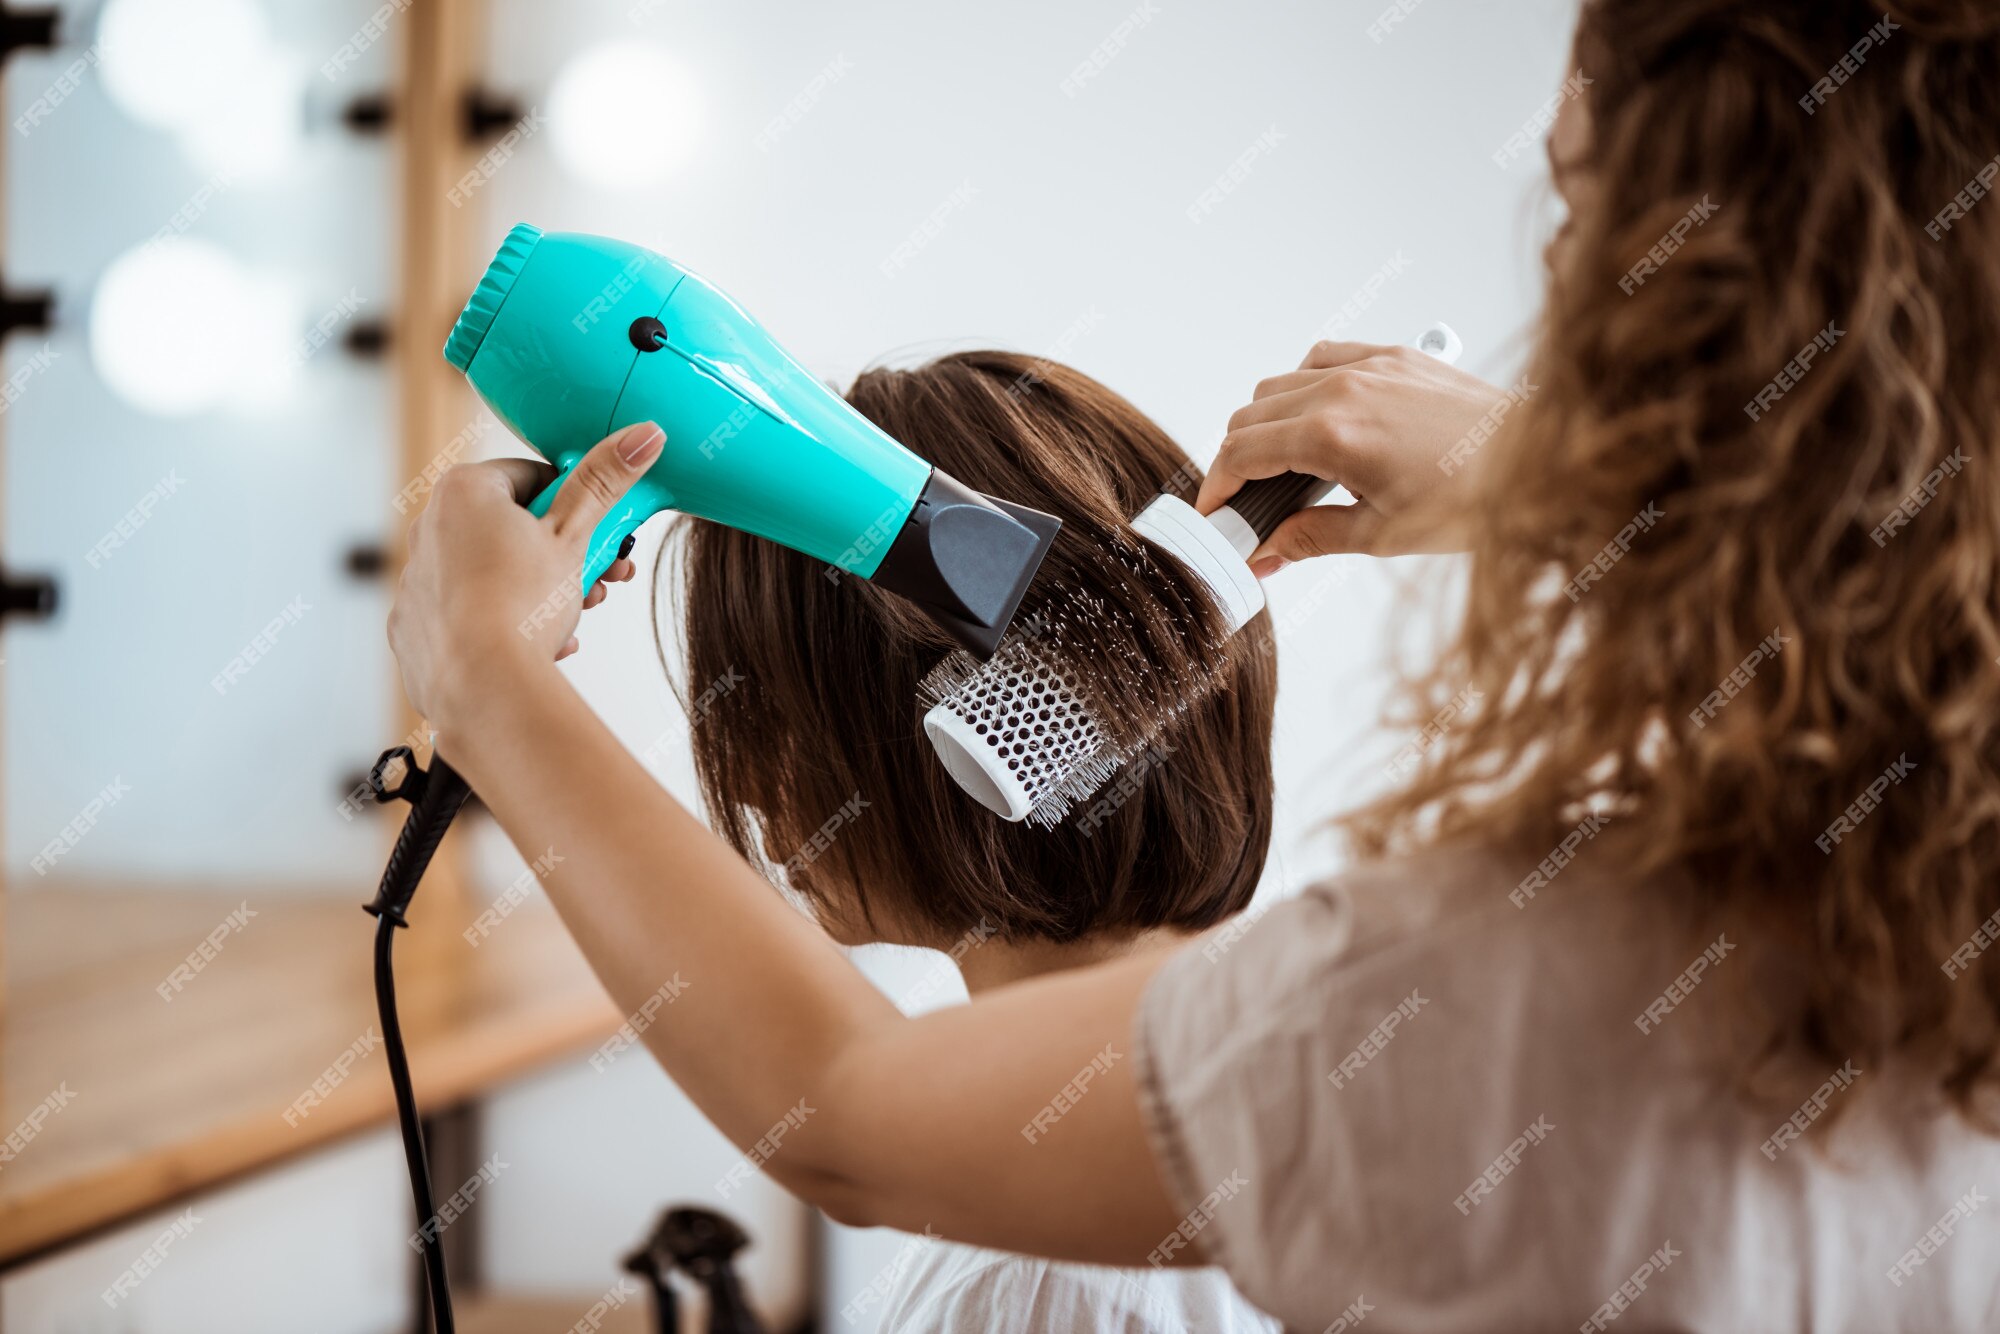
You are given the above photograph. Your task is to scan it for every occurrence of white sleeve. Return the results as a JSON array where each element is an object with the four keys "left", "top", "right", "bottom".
[{"left": 880, "top": 1246, "right": 1270, "bottom": 1334}]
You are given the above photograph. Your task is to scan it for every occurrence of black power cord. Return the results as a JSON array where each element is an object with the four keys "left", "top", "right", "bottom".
[
  {"left": 365, "top": 500, "right": 636, "bottom": 1330},
  {"left": 365, "top": 746, "right": 473, "bottom": 1334},
  {"left": 364, "top": 735, "right": 769, "bottom": 1334}
]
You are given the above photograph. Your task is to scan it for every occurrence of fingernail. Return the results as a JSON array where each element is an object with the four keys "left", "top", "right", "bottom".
[
  {"left": 618, "top": 423, "right": 665, "bottom": 467},
  {"left": 1248, "top": 556, "right": 1288, "bottom": 580}
]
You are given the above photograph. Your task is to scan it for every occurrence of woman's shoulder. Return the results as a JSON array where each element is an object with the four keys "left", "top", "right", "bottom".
[
  {"left": 1158, "top": 837, "right": 1664, "bottom": 1027},
  {"left": 1125, "top": 839, "right": 1695, "bottom": 1326},
  {"left": 1197, "top": 834, "right": 1686, "bottom": 1005}
]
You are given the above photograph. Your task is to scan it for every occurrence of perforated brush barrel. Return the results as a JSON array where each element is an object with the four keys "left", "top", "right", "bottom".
[
  {"left": 922, "top": 495, "right": 1259, "bottom": 823},
  {"left": 923, "top": 643, "right": 1114, "bottom": 823}
]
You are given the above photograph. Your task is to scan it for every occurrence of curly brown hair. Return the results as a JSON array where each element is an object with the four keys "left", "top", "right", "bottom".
[{"left": 1348, "top": 0, "right": 2000, "bottom": 1125}]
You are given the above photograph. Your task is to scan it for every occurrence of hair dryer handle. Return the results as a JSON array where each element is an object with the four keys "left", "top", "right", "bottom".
[{"left": 528, "top": 459, "right": 652, "bottom": 591}]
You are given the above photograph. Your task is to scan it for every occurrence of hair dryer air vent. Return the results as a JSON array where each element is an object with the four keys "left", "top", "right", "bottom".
[{"left": 443, "top": 222, "right": 542, "bottom": 373}]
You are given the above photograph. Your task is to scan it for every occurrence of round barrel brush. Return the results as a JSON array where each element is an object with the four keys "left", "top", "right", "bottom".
[{"left": 922, "top": 324, "right": 1462, "bottom": 825}]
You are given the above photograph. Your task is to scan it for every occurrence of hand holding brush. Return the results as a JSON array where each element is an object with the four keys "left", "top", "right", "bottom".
[
  {"left": 924, "top": 326, "right": 1497, "bottom": 824},
  {"left": 1198, "top": 336, "right": 1525, "bottom": 572}
]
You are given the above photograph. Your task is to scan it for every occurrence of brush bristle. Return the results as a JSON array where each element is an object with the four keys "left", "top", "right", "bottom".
[
  {"left": 920, "top": 617, "right": 1124, "bottom": 825},
  {"left": 920, "top": 526, "right": 1240, "bottom": 828},
  {"left": 921, "top": 623, "right": 1217, "bottom": 827}
]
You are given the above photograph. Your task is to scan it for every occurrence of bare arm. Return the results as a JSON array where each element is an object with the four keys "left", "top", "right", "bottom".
[
  {"left": 444, "top": 656, "right": 1181, "bottom": 1260},
  {"left": 394, "top": 426, "right": 1186, "bottom": 1263}
]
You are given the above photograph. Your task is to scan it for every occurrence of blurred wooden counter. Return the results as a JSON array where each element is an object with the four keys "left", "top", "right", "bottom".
[{"left": 0, "top": 882, "right": 619, "bottom": 1269}]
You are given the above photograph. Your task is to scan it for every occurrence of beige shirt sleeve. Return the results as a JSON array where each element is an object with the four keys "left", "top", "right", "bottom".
[
  {"left": 1128, "top": 847, "right": 1671, "bottom": 1328},
  {"left": 1129, "top": 843, "right": 2000, "bottom": 1333},
  {"left": 1132, "top": 874, "right": 1378, "bottom": 1325}
]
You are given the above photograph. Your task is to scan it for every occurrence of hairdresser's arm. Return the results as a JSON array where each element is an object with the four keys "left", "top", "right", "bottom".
[
  {"left": 390, "top": 425, "right": 1187, "bottom": 1265},
  {"left": 1196, "top": 339, "right": 1514, "bottom": 569}
]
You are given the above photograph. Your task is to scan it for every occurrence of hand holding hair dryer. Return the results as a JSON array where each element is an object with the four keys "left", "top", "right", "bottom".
[{"left": 442, "top": 224, "right": 1061, "bottom": 658}]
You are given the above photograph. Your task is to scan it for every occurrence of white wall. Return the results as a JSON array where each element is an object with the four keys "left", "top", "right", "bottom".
[
  {"left": 471, "top": 942, "right": 812, "bottom": 1326},
  {"left": 2, "top": 1132, "right": 413, "bottom": 1334}
]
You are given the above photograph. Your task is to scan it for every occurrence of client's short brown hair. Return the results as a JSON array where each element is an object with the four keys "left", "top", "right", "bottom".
[{"left": 661, "top": 350, "right": 1275, "bottom": 945}]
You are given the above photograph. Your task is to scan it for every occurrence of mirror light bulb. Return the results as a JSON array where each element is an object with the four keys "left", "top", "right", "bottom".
[
  {"left": 90, "top": 239, "right": 295, "bottom": 418},
  {"left": 98, "top": 0, "right": 270, "bottom": 132},
  {"left": 548, "top": 43, "right": 702, "bottom": 189}
]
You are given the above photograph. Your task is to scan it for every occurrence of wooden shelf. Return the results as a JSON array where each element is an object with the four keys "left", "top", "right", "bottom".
[
  {"left": 457, "top": 1294, "right": 653, "bottom": 1334},
  {"left": 0, "top": 879, "right": 619, "bottom": 1269}
]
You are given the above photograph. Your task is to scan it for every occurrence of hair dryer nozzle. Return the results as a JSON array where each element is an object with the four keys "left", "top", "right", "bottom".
[{"left": 870, "top": 469, "right": 1060, "bottom": 660}]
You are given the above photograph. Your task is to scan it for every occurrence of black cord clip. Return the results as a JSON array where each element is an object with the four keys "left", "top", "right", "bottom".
[
  {"left": 369, "top": 745, "right": 428, "bottom": 806},
  {"left": 363, "top": 751, "right": 470, "bottom": 929}
]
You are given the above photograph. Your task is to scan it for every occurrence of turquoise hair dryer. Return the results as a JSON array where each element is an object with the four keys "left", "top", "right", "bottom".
[{"left": 442, "top": 223, "right": 1061, "bottom": 657}]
